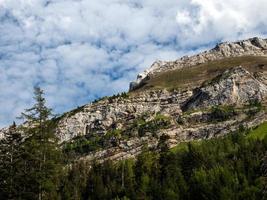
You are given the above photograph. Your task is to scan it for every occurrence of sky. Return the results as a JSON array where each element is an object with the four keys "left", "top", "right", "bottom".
[{"left": 1, "top": 0, "right": 267, "bottom": 127}]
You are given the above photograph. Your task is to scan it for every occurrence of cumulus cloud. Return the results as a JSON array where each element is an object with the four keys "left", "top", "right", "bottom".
[
  {"left": 0, "top": 0, "right": 267, "bottom": 126},
  {"left": 176, "top": 0, "right": 267, "bottom": 47}
]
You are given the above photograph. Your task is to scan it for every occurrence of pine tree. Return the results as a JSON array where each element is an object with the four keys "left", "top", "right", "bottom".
[
  {"left": 0, "top": 122, "right": 23, "bottom": 199},
  {"left": 19, "top": 86, "right": 62, "bottom": 200}
]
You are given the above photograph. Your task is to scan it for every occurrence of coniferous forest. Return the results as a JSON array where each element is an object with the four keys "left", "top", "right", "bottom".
[{"left": 1, "top": 88, "right": 267, "bottom": 200}]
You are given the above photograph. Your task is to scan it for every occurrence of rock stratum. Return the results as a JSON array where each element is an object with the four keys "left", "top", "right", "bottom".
[{"left": 1, "top": 37, "right": 267, "bottom": 163}]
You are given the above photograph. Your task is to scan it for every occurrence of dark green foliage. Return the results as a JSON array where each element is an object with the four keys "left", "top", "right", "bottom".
[
  {"left": 210, "top": 106, "right": 237, "bottom": 122},
  {"left": 58, "top": 160, "right": 91, "bottom": 200},
  {"left": 63, "top": 135, "right": 102, "bottom": 155},
  {"left": 2, "top": 87, "right": 267, "bottom": 200},
  {"left": 63, "top": 129, "right": 123, "bottom": 156},
  {"left": 249, "top": 99, "right": 263, "bottom": 108},
  {"left": 0, "top": 87, "right": 63, "bottom": 200},
  {"left": 56, "top": 129, "right": 267, "bottom": 200},
  {"left": 246, "top": 99, "right": 263, "bottom": 117},
  {"left": 0, "top": 122, "right": 24, "bottom": 199},
  {"left": 108, "top": 92, "right": 129, "bottom": 102},
  {"left": 18, "top": 87, "right": 63, "bottom": 200},
  {"left": 136, "top": 114, "right": 171, "bottom": 137}
]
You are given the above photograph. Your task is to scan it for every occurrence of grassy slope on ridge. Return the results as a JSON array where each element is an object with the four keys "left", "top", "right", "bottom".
[{"left": 135, "top": 56, "right": 267, "bottom": 91}]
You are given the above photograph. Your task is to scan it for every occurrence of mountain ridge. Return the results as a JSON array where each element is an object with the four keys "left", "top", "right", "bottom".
[
  {"left": 1, "top": 37, "right": 267, "bottom": 164},
  {"left": 55, "top": 65, "right": 267, "bottom": 162},
  {"left": 130, "top": 37, "right": 267, "bottom": 91}
]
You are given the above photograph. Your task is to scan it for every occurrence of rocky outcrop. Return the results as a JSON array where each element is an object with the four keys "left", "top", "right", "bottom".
[
  {"left": 182, "top": 66, "right": 267, "bottom": 110},
  {"left": 0, "top": 127, "right": 8, "bottom": 140},
  {"left": 130, "top": 37, "right": 267, "bottom": 91},
  {"left": 77, "top": 109, "right": 267, "bottom": 163},
  {"left": 59, "top": 65, "right": 267, "bottom": 143},
  {"left": 55, "top": 65, "right": 267, "bottom": 163},
  {"left": 56, "top": 90, "right": 193, "bottom": 142}
]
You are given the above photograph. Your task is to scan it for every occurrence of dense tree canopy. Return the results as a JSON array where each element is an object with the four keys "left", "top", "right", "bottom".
[{"left": 57, "top": 130, "right": 267, "bottom": 200}]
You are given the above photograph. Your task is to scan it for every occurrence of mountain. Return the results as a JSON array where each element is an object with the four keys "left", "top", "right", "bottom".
[
  {"left": 1, "top": 37, "right": 267, "bottom": 164},
  {"left": 1, "top": 37, "right": 267, "bottom": 199},
  {"left": 38, "top": 37, "right": 267, "bottom": 163}
]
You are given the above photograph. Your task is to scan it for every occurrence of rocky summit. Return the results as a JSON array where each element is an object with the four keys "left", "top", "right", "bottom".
[
  {"left": 1, "top": 37, "right": 267, "bottom": 164},
  {"left": 130, "top": 37, "right": 267, "bottom": 91}
]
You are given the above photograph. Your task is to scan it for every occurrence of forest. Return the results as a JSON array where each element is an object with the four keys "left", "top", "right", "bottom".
[
  {"left": 59, "top": 129, "right": 267, "bottom": 200},
  {"left": 0, "top": 88, "right": 267, "bottom": 200}
]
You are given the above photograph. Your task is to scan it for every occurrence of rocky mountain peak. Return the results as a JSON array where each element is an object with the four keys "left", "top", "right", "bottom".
[{"left": 130, "top": 37, "right": 267, "bottom": 91}]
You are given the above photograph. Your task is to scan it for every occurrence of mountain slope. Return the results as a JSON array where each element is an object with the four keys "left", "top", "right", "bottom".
[
  {"left": 54, "top": 38, "right": 267, "bottom": 163},
  {"left": 1, "top": 37, "right": 267, "bottom": 164}
]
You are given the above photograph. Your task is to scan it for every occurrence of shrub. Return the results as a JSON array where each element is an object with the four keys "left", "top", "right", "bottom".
[
  {"left": 210, "top": 106, "right": 236, "bottom": 122},
  {"left": 138, "top": 114, "right": 171, "bottom": 137},
  {"left": 63, "top": 135, "right": 102, "bottom": 155}
]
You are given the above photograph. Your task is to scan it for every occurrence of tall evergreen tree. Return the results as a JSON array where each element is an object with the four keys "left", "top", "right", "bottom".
[{"left": 19, "top": 86, "right": 62, "bottom": 200}]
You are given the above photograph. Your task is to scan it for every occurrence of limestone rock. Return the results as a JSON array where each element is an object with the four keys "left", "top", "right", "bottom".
[{"left": 183, "top": 66, "right": 267, "bottom": 110}]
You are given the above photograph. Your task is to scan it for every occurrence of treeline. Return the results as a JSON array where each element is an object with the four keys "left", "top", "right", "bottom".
[
  {"left": 59, "top": 132, "right": 267, "bottom": 200},
  {"left": 1, "top": 87, "right": 267, "bottom": 200}
]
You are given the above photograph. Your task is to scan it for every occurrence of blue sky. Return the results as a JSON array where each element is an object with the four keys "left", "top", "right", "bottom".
[{"left": 1, "top": 0, "right": 267, "bottom": 127}]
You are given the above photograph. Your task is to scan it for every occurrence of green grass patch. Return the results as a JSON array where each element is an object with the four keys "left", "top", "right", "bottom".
[{"left": 246, "top": 121, "right": 267, "bottom": 140}]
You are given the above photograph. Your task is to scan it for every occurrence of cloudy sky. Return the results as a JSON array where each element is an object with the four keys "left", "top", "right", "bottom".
[{"left": 1, "top": 0, "right": 267, "bottom": 127}]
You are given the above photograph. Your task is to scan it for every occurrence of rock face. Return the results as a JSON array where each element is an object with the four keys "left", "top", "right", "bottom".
[
  {"left": 57, "top": 66, "right": 267, "bottom": 143},
  {"left": 182, "top": 66, "right": 267, "bottom": 110},
  {"left": 130, "top": 37, "right": 267, "bottom": 91},
  {"left": 0, "top": 127, "right": 8, "bottom": 140},
  {"left": 56, "top": 90, "right": 192, "bottom": 142},
  {"left": 54, "top": 65, "right": 267, "bottom": 163}
]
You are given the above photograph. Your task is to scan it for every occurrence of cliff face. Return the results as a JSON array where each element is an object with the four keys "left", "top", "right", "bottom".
[
  {"left": 183, "top": 66, "right": 267, "bottom": 110},
  {"left": 56, "top": 65, "right": 267, "bottom": 162},
  {"left": 129, "top": 37, "right": 267, "bottom": 91},
  {"left": 56, "top": 89, "right": 193, "bottom": 142}
]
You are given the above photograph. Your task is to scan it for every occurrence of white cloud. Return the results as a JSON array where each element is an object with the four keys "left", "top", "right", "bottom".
[
  {"left": 176, "top": 0, "right": 267, "bottom": 47},
  {"left": 0, "top": 0, "right": 267, "bottom": 126}
]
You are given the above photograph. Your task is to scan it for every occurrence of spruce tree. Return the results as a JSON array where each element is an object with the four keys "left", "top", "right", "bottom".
[{"left": 19, "top": 86, "right": 62, "bottom": 200}]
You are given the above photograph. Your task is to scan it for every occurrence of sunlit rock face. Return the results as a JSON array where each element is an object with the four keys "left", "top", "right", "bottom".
[{"left": 182, "top": 66, "right": 267, "bottom": 110}]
